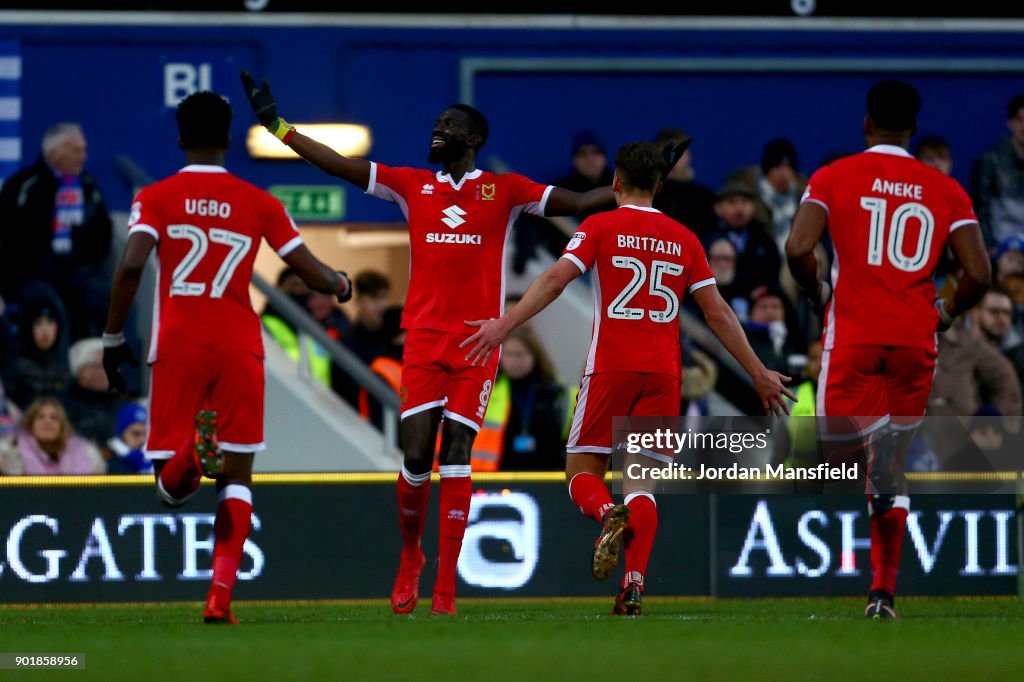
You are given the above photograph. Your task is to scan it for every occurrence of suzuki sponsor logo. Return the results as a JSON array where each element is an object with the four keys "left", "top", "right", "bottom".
[
  {"left": 425, "top": 233, "right": 482, "bottom": 245},
  {"left": 441, "top": 204, "right": 467, "bottom": 229}
]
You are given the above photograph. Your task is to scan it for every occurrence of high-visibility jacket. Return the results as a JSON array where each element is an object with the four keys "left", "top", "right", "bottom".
[
  {"left": 470, "top": 375, "right": 578, "bottom": 472},
  {"left": 262, "top": 314, "right": 331, "bottom": 388},
  {"left": 359, "top": 356, "right": 402, "bottom": 420},
  {"left": 785, "top": 380, "right": 817, "bottom": 466}
]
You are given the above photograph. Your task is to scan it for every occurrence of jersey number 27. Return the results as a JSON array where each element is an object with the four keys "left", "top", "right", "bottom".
[{"left": 167, "top": 224, "right": 253, "bottom": 298}]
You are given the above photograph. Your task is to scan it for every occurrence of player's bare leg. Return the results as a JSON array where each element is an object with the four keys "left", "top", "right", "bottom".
[
  {"left": 430, "top": 418, "right": 475, "bottom": 616},
  {"left": 204, "top": 450, "right": 254, "bottom": 625},
  {"left": 391, "top": 407, "right": 442, "bottom": 614}
]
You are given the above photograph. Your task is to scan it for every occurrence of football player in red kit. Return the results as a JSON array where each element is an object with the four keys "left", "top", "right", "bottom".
[
  {"left": 240, "top": 72, "right": 615, "bottom": 615},
  {"left": 102, "top": 92, "right": 350, "bottom": 624},
  {"left": 786, "top": 79, "right": 990, "bottom": 619},
  {"left": 463, "top": 142, "right": 794, "bottom": 615}
]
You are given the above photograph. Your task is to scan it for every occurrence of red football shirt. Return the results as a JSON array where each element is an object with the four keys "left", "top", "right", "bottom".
[
  {"left": 127, "top": 165, "right": 304, "bottom": 362},
  {"left": 561, "top": 205, "right": 715, "bottom": 379},
  {"left": 367, "top": 163, "right": 552, "bottom": 333},
  {"left": 802, "top": 145, "right": 978, "bottom": 351}
]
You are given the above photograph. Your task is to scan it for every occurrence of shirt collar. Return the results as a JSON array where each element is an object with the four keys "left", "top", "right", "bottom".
[
  {"left": 621, "top": 204, "right": 660, "bottom": 213},
  {"left": 179, "top": 164, "right": 229, "bottom": 173},
  {"left": 865, "top": 144, "right": 913, "bottom": 158},
  {"left": 436, "top": 168, "right": 482, "bottom": 191}
]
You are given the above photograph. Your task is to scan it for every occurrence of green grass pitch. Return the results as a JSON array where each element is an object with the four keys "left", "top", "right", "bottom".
[{"left": 2, "top": 598, "right": 1024, "bottom": 681}]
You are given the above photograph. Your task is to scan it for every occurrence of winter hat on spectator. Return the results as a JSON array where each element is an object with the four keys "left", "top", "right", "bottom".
[
  {"left": 571, "top": 130, "right": 605, "bottom": 156},
  {"left": 716, "top": 182, "right": 758, "bottom": 201},
  {"left": 68, "top": 337, "right": 104, "bottom": 377},
  {"left": 116, "top": 403, "right": 147, "bottom": 438},
  {"left": 995, "top": 235, "right": 1024, "bottom": 261},
  {"left": 761, "top": 138, "right": 798, "bottom": 174}
]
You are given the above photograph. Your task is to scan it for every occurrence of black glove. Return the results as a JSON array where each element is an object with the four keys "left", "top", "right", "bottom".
[
  {"left": 103, "top": 339, "right": 139, "bottom": 394},
  {"left": 240, "top": 70, "right": 279, "bottom": 127},
  {"left": 660, "top": 135, "right": 693, "bottom": 182},
  {"left": 337, "top": 271, "right": 353, "bottom": 304}
]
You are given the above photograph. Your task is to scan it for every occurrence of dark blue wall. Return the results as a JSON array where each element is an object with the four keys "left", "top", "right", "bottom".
[{"left": 5, "top": 17, "right": 1024, "bottom": 220}]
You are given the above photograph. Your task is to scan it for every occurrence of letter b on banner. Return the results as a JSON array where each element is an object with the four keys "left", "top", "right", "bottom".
[{"left": 164, "top": 63, "right": 212, "bottom": 107}]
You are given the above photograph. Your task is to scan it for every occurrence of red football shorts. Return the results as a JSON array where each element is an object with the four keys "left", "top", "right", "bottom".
[
  {"left": 400, "top": 329, "right": 500, "bottom": 431},
  {"left": 818, "top": 344, "right": 937, "bottom": 440},
  {"left": 566, "top": 371, "right": 681, "bottom": 460},
  {"left": 146, "top": 349, "right": 266, "bottom": 459}
]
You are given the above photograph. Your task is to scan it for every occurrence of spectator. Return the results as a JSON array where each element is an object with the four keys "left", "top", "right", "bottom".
[
  {"left": 0, "top": 396, "right": 104, "bottom": 475},
  {"left": 728, "top": 138, "right": 806, "bottom": 254},
  {"left": 652, "top": 128, "right": 717, "bottom": 237},
  {"left": 4, "top": 304, "right": 71, "bottom": 407},
  {"left": 343, "top": 270, "right": 404, "bottom": 366},
  {"left": 104, "top": 402, "right": 152, "bottom": 474},
  {"left": 307, "top": 290, "right": 351, "bottom": 343},
  {"left": 680, "top": 344, "right": 718, "bottom": 417},
  {"left": 699, "top": 235, "right": 748, "bottom": 319},
  {"left": 63, "top": 337, "right": 125, "bottom": 445},
  {"left": 0, "top": 123, "right": 113, "bottom": 341},
  {"left": 970, "top": 288, "right": 1024, "bottom": 394},
  {"left": 993, "top": 235, "right": 1024, "bottom": 282},
  {"left": 914, "top": 134, "right": 954, "bottom": 176},
  {"left": 786, "top": 339, "right": 822, "bottom": 467},
  {"left": 928, "top": 323, "right": 1022, "bottom": 418},
  {"left": 474, "top": 325, "right": 571, "bottom": 472},
  {"left": 261, "top": 267, "right": 332, "bottom": 388},
  {"left": 972, "top": 94, "right": 1024, "bottom": 248},
  {"left": 513, "top": 130, "right": 614, "bottom": 269},
  {"left": 742, "top": 285, "right": 796, "bottom": 375},
  {"left": 710, "top": 183, "right": 782, "bottom": 301},
  {"left": 0, "top": 376, "right": 21, "bottom": 440}
]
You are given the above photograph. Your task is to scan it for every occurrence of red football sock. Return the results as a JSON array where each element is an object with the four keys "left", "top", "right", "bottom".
[
  {"left": 623, "top": 493, "right": 658, "bottom": 590},
  {"left": 208, "top": 484, "right": 253, "bottom": 607},
  {"left": 157, "top": 443, "right": 201, "bottom": 503},
  {"left": 436, "top": 465, "right": 472, "bottom": 595},
  {"left": 397, "top": 467, "right": 432, "bottom": 561},
  {"left": 568, "top": 472, "right": 614, "bottom": 523},
  {"left": 869, "top": 502, "right": 908, "bottom": 595}
]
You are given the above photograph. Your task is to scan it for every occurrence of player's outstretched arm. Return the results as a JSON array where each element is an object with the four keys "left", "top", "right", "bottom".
[
  {"left": 940, "top": 222, "right": 992, "bottom": 329},
  {"left": 282, "top": 244, "right": 352, "bottom": 303},
  {"left": 461, "top": 258, "right": 581, "bottom": 366},
  {"left": 692, "top": 284, "right": 796, "bottom": 417},
  {"left": 240, "top": 71, "right": 371, "bottom": 191},
  {"left": 785, "top": 202, "right": 831, "bottom": 312},
  {"left": 102, "top": 232, "right": 154, "bottom": 392},
  {"left": 544, "top": 186, "right": 615, "bottom": 218}
]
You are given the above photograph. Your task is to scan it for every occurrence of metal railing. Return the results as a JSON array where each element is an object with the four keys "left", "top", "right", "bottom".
[{"left": 115, "top": 155, "right": 401, "bottom": 450}]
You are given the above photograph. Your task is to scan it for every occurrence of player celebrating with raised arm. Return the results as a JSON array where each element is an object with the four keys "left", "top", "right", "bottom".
[
  {"left": 785, "top": 79, "right": 991, "bottom": 619},
  {"left": 102, "top": 92, "right": 351, "bottom": 624},
  {"left": 240, "top": 72, "right": 614, "bottom": 616},
  {"left": 462, "top": 142, "right": 794, "bottom": 615}
]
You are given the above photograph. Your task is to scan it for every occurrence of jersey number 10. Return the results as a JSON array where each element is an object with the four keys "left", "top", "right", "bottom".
[
  {"left": 607, "top": 256, "right": 683, "bottom": 323},
  {"left": 860, "top": 197, "right": 935, "bottom": 273},
  {"left": 167, "top": 224, "right": 253, "bottom": 298}
]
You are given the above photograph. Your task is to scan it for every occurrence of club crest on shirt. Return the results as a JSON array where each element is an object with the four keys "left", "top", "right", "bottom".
[
  {"left": 480, "top": 183, "right": 496, "bottom": 201},
  {"left": 567, "top": 232, "right": 586, "bottom": 251}
]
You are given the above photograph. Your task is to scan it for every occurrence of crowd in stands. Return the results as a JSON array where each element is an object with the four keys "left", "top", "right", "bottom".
[{"left": 4, "top": 94, "right": 1024, "bottom": 474}]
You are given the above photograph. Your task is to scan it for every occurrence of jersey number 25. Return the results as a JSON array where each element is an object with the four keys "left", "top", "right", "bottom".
[{"left": 607, "top": 256, "right": 683, "bottom": 323}]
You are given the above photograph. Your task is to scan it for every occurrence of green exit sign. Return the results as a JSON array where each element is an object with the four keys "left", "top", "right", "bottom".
[{"left": 269, "top": 185, "right": 345, "bottom": 222}]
